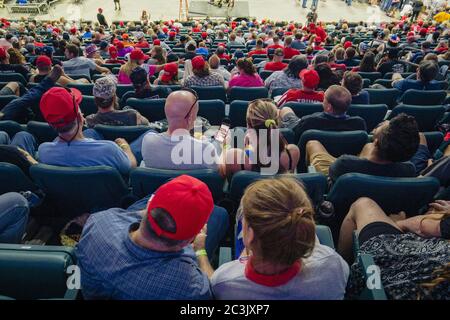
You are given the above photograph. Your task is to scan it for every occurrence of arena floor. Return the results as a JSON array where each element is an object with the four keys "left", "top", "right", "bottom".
[{"left": 0, "top": 0, "right": 392, "bottom": 23}]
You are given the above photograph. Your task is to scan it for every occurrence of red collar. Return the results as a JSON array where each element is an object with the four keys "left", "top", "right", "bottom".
[{"left": 244, "top": 257, "right": 301, "bottom": 287}]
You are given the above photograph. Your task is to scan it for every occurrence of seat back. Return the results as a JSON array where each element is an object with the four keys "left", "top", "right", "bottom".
[
  {"left": 0, "top": 120, "right": 24, "bottom": 137},
  {"left": 298, "top": 130, "right": 369, "bottom": 172},
  {"left": 259, "top": 70, "right": 273, "bottom": 81},
  {"left": 0, "top": 244, "right": 77, "bottom": 300},
  {"left": 30, "top": 164, "right": 129, "bottom": 219},
  {"left": 198, "top": 100, "right": 226, "bottom": 125},
  {"left": 229, "top": 87, "right": 268, "bottom": 102},
  {"left": 26, "top": 121, "right": 58, "bottom": 144},
  {"left": 283, "top": 102, "right": 323, "bottom": 118},
  {"left": 389, "top": 104, "right": 445, "bottom": 132},
  {"left": 67, "top": 83, "right": 94, "bottom": 96},
  {"left": 229, "top": 171, "right": 327, "bottom": 206},
  {"left": 348, "top": 104, "right": 388, "bottom": 132},
  {"left": 191, "top": 86, "right": 227, "bottom": 102},
  {"left": 358, "top": 72, "right": 382, "bottom": 83},
  {"left": 0, "top": 73, "right": 28, "bottom": 86},
  {"left": 0, "top": 162, "right": 37, "bottom": 194},
  {"left": 424, "top": 131, "right": 444, "bottom": 156},
  {"left": 326, "top": 173, "right": 440, "bottom": 239},
  {"left": 365, "top": 88, "right": 401, "bottom": 109},
  {"left": 116, "top": 85, "right": 134, "bottom": 98},
  {"left": 0, "top": 95, "right": 18, "bottom": 110},
  {"left": 130, "top": 167, "right": 224, "bottom": 202},
  {"left": 229, "top": 100, "right": 249, "bottom": 127},
  {"left": 126, "top": 98, "right": 166, "bottom": 121},
  {"left": 93, "top": 125, "right": 152, "bottom": 143},
  {"left": 400, "top": 89, "right": 446, "bottom": 106},
  {"left": 79, "top": 96, "right": 98, "bottom": 116}
]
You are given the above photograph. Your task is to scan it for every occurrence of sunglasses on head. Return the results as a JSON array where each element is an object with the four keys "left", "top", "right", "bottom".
[{"left": 180, "top": 88, "right": 199, "bottom": 120}]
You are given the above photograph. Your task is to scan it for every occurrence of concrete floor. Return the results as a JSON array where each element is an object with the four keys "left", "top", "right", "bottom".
[{"left": 0, "top": 0, "right": 392, "bottom": 23}]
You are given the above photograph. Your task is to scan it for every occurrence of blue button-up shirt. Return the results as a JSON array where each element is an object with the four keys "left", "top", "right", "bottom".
[{"left": 76, "top": 209, "right": 212, "bottom": 300}]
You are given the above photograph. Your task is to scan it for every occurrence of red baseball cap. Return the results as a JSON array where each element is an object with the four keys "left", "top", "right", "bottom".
[
  {"left": 300, "top": 69, "right": 320, "bottom": 89},
  {"left": 161, "top": 62, "right": 178, "bottom": 82},
  {"left": 201, "top": 32, "right": 208, "bottom": 39},
  {"left": 109, "top": 46, "right": 118, "bottom": 58},
  {"left": 147, "top": 175, "right": 214, "bottom": 240},
  {"left": 0, "top": 47, "right": 7, "bottom": 59},
  {"left": 153, "top": 39, "right": 161, "bottom": 46},
  {"left": 35, "top": 55, "right": 52, "bottom": 68},
  {"left": 344, "top": 41, "right": 353, "bottom": 49},
  {"left": 116, "top": 41, "right": 124, "bottom": 49},
  {"left": 169, "top": 31, "right": 176, "bottom": 37},
  {"left": 191, "top": 55, "right": 206, "bottom": 70},
  {"left": 40, "top": 87, "right": 82, "bottom": 128},
  {"left": 162, "top": 27, "right": 169, "bottom": 34},
  {"left": 314, "top": 37, "right": 322, "bottom": 43},
  {"left": 130, "top": 49, "right": 149, "bottom": 61},
  {"left": 70, "top": 27, "right": 77, "bottom": 34}
]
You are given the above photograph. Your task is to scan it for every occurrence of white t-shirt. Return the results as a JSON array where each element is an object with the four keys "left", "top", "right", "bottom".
[{"left": 211, "top": 240, "right": 350, "bottom": 300}]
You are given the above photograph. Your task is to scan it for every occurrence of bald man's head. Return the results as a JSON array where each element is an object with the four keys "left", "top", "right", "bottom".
[{"left": 165, "top": 90, "right": 198, "bottom": 130}]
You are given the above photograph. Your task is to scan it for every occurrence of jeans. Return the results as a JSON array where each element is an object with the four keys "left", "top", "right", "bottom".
[
  {"left": 302, "top": 0, "right": 318, "bottom": 8},
  {"left": 0, "top": 131, "right": 38, "bottom": 156},
  {"left": 127, "top": 195, "right": 230, "bottom": 258},
  {"left": 0, "top": 192, "right": 29, "bottom": 244},
  {"left": 84, "top": 128, "right": 157, "bottom": 165},
  {"left": 0, "top": 77, "right": 56, "bottom": 123}
]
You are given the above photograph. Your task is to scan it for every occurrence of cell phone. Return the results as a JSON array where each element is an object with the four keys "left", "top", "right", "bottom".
[{"left": 214, "top": 118, "right": 231, "bottom": 143}]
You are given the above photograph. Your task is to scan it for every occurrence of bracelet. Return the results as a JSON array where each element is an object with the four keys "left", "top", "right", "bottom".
[{"left": 195, "top": 249, "right": 208, "bottom": 257}]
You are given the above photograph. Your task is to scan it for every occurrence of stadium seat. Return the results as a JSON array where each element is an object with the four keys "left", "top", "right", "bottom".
[
  {"left": 383, "top": 72, "right": 413, "bottom": 79},
  {"left": 0, "top": 244, "right": 78, "bottom": 300},
  {"left": 326, "top": 173, "right": 440, "bottom": 240},
  {"left": 198, "top": 100, "right": 226, "bottom": 125},
  {"left": 424, "top": 131, "right": 444, "bottom": 156},
  {"left": 399, "top": 89, "right": 447, "bottom": 106},
  {"left": 229, "top": 87, "right": 269, "bottom": 102},
  {"left": 191, "top": 86, "right": 227, "bottom": 102},
  {"left": 228, "top": 171, "right": 327, "bottom": 207},
  {"left": 130, "top": 167, "right": 224, "bottom": 202},
  {"left": 315, "top": 225, "right": 335, "bottom": 249},
  {"left": 116, "top": 85, "right": 134, "bottom": 99},
  {"left": 270, "top": 87, "right": 290, "bottom": 99},
  {"left": 0, "top": 73, "right": 28, "bottom": 86},
  {"left": 229, "top": 126, "right": 295, "bottom": 145},
  {"left": 297, "top": 130, "right": 369, "bottom": 172},
  {"left": 358, "top": 72, "right": 382, "bottom": 83},
  {"left": 0, "top": 95, "right": 17, "bottom": 110},
  {"left": 259, "top": 70, "right": 273, "bottom": 81},
  {"left": 356, "top": 254, "right": 387, "bottom": 300},
  {"left": 67, "top": 83, "right": 94, "bottom": 96},
  {"left": 364, "top": 88, "right": 401, "bottom": 109},
  {"left": 348, "top": 104, "right": 388, "bottom": 132},
  {"left": 0, "top": 162, "right": 37, "bottom": 195},
  {"left": 93, "top": 125, "right": 153, "bottom": 143},
  {"left": 373, "top": 79, "right": 392, "bottom": 88},
  {"left": 283, "top": 102, "right": 323, "bottom": 118},
  {"left": 102, "top": 63, "right": 122, "bottom": 71},
  {"left": 388, "top": 105, "right": 445, "bottom": 132},
  {"left": 125, "top": 98, "right": 166, "bottom": 121},
  {"left": 0, "top": 120, "right": 25, "bottom": 137},
  {"left": 229, "top": 100, "right": 249, "bottom": 127},
  {"left": 26, "top": 121, "right": 58, "bottom": 144},
  {"left": 30, "top": 164, "right": 130, "bottom": 220},
  {"left": 79, "top": 96, "right": 98, "bottom": 116}
]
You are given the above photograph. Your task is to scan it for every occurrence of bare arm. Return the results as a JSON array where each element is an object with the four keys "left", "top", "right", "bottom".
[
  {"left": 115, "top": 138, "right": 137, "bottom": 168},
  {"left": 193, "top": 225, "right": 215, "bottom": 279}
]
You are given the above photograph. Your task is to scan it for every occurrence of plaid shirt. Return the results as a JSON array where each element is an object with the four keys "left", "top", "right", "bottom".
[
  {"left": 76, "top": 209, "right": 212, "bottom": 300},
  {"left": 183, "top": 73, "right": 225, "bottom": 88}
]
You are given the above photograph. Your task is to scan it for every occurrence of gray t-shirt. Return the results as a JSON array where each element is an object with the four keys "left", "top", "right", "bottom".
[
  {"left": 141, "top": 131, "right": 219, "bottom": 170},
  {"left": 63, "top": 57, "right": 97, "bottom": 78},
  {"left": 211, "top": 240, "right": 349, "bottom": 300}
]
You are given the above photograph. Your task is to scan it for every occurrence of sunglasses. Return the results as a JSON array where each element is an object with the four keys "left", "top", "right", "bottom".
[{"left": 180, "top": 88, "right": 199, "bottom": 120}]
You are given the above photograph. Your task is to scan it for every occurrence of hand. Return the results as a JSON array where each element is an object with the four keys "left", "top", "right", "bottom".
[
  {"left": 178, "top": 58, "right": 185, "bottom": 65},
  {"left": 193, "top": 224, "right": 207, "bottom": 252},
  {"left": 115, "top": 138, "right": 130, "bottom": 149},
  {"left": 428, "top": 200, "right": 450, "bottom": 214}
]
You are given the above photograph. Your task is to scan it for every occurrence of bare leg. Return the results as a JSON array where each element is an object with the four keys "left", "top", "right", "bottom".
[
  {"left": 4, "top": 82, "right": 20, "bottom": 96},
  {"left": 337, "top": 197, "right": 402, "bottom": 263},
  {"left": 444, "top": 144, "right": 450, "bottom": 157}
]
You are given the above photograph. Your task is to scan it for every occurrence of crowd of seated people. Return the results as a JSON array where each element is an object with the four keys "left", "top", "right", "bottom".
[{"left": 0, "top": 15, "right": 448, "bottom": 300}]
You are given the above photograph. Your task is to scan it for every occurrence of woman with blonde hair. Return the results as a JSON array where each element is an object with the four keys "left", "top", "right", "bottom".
[
  {"left": 222, "top": 99, "right": 300, "bottom": 178},
  {"left": 193, "top": 176, "right": 349, "bottom": 299},
  {"left": 118, "top": 48, "right": 164, "bottom": 84},
  {"left": 341, "top": 198, "right": 450, "bottom": 299},
  {"left": 7, "top": 48, "right": 26, "bottom": 65},
  {"left": 147, "top": 45, "right": 166, "bottom": 65}
]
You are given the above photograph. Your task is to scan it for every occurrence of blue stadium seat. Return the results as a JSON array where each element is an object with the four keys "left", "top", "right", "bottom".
[
  {"left": 229, "top": 100, "right": 249, "bottom": 127},
  {"left": 67, "top": 83, "right": 94, "bottom": 96},
  {"left": 26, "top": 121, "right": 58, "bottom": 144},
  {"left": 93, "top": 125, "right": 153, "bottom": 143},
  {"left": 283, "top": 102, "right": 323, "bottom": 118},
  {"left": 424, "top": 131, "right": 444, "bottom": 156},
  {"left": 364, "top": 88, "right": 401, "bottom": 109},
  {"left": 130, "top": 167, "right": 224, "bottom": 202},
  {"left": 0, "top": 120, "right": 25, "bottom": 137},
  {"left": 399, "top": 89, "right": 446, "bottom": 106},
  {"left": 388, "top": 104, "right": 445, "bottom": 132},
  {"left": 198, "top": 100, "right": 226, "bottom": 125},
  {"left": 79, "top": 96, "right": 98, "bottom": 116},
  {"left": 116, "top": 85, "right": 135, "bottom": 99},
  {"left": 259, "top": 70, "right": 273, "bottom": 81},
  {"left": 297, "top": 130, "right": 369, "bottom": 172},
  {"left": 0, "top": 244, "right": 79, "bottom": 300},
  {"left": 0, "top": 162, "right": 37, "bottom": 195},
  {"left": 348, "top": 104, "right": 388, "bottom": 132},
  {"left": 229, "top": 87, "right": 268, "bottom": 102},
  {"left": 191, "top": 86, "right": 227, "bottom": 102},
  {"left": 326, "top": 173, "right": 440, "bottom": 240},
  {"left": 315, "top": 225, "right": 335, "bottom": 249},
  {"left": 358, "top": 72, "right": 382, "bottom": 83},
  {"left": 0, "top": 73, "right": 28, "bottom": 86},
  {"left": 0, "top": 95, "right": 18, "bottom": 110},
  {"left": 270, "top": 87, "right": 290, "bottom": 99},
  {"left": 125, "top": 98, "right": 166, "bottom": 121},
  {"left": 30, "top": 164, "right": 130, "bottom": 220}
]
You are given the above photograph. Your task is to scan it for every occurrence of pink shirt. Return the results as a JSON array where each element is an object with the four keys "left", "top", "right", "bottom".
[
  {"left": 229, "top": 73, "right": 264, "bottom": 88},
  {"left": 117, "top": 64, "right": 157, "bottom": 85}
]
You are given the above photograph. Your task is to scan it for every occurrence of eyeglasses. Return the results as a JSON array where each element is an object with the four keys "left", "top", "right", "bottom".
[{"left": 180, "top": 88, "right": 199, "bottom": 120}]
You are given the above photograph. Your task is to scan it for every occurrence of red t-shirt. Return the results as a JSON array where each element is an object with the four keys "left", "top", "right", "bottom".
[
  {"left": 278, "top": 89, "right": 324, "bottom": 107},
  {"left": 248, "top": 49, "right": 267, "bottom": 57},
  {"left": 284, "top": 47, "right": 300, "bottom": 59},
  {"left": 217, "top": 53, "right": 231, "bottom": 61},
  {"left": 264, "top": 61, "right": 288, "bottom": 71},
  {"left": 330, "top": 63, "right": 347, "bottom": 71},
  {"left": 267, "top": 44, "right": 284, "bottom": 50},
  {"left": 135, "top": 41, "right": 150, "bottom": 48}
]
